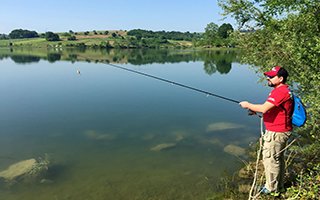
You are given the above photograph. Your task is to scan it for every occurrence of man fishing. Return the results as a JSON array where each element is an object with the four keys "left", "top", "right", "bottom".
[{"left": 239, "top": 66, "right": 293, "bottom": 195}]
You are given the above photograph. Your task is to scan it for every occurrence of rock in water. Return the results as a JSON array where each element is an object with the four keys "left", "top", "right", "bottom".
[
  {"left": 0, "top": 159, "right": 37, "bottom": 181},
  {"left": 150, "top": 143, "right": 176, "bottom": 151},
  {"left": 84, "top": 130, "right": 115, "bottom": 140},
  {"left": 206, "top": 122, "right": 244, "bottom": 132},
  {"left": 223, "top": 144, "right": 246, "bottom": 156}
]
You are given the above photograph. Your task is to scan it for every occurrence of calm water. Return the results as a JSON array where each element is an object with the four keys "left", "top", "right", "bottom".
[{"left": 0, "top": 49, "right": 268, "bottom": 200}]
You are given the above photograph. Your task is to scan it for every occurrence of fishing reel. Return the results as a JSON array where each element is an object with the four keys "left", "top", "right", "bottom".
[{"left": 248, "top": 109, "right": 257, "bottom": 116}]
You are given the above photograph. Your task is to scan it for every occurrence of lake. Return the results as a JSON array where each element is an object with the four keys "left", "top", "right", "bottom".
[{"left": 0, "top": 48, "right": 269, "bottom": 200}]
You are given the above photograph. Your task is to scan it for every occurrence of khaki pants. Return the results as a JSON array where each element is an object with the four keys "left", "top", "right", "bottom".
[{"left": 262, "top": 130, "right": 291, "bottom": 192}]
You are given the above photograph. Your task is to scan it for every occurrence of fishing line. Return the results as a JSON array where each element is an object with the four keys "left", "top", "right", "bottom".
[{"left": 102, "top": 62, "right": 241, "bottom": 104}]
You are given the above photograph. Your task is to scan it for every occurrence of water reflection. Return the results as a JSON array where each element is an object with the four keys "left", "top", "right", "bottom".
[
  {"left": 0, "top": 48, "right": 238, "bottom": 75},
  {"left": 47, "top": 53, "right": 61, "bottom": 63},
  {"left": 10, "top": 55, "right": 41, "bottom": 64},
  {"left": 203, "top": 50, "right": 235, "bottom": 74}
]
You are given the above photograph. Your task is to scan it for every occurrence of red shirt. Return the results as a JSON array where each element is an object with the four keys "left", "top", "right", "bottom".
[{"left": 263, "top": 84, "right": 293, "bottom": 132}]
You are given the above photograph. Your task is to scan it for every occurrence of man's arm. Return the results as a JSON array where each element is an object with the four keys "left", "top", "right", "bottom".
[{"left": 239, "top": 101, "right": 275, "bottom": 114}]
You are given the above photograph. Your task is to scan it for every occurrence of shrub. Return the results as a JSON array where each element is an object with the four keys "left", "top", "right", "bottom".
[
  {"left": 285, "top": 164, "right": 320, "bottom": 199},
  {"left": 45, "top": 32, "right": 60, "bottom": 41},
  {"left": 67, "top": 36, "right": 77, "bottom": 41}
]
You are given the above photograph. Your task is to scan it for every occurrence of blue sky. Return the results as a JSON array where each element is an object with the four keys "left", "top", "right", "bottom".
[{"left": 0, "top": 0, "right": 235, "bottom": 34}]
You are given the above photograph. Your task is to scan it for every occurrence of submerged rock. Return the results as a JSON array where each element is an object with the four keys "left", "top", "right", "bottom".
[
  {"left": 150, "top": 143, "right": 176, "bottom": 151},
  {"left": 206, "top": 122, "right": 244, "bottom": 132},
  {"left": 0, "top": 157, "right": 49, "bottom": 184},
  {"left": 0, "top": 159, "right": 37, "bottom": 181},
  {"left": 171, "top": 130, "right": 187, "bottom": 142},
  {"left": 84, "top": 130, "right": 115, "bottom": 140},
  {"left": 223, "top": 144, "right": 246, "bottom": 156}
]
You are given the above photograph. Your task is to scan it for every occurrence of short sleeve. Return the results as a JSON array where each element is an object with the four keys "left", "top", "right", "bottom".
[{"left": 266, "top": 88, "right": 290, "bottom": 106}]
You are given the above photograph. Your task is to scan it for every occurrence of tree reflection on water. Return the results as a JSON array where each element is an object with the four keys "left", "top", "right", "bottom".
[{"left": 0, "top": 48, "right": 239, "bottom": 75}]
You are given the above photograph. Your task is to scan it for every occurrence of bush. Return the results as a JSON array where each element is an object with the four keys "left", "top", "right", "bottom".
[
  {"left": 67, "top": 36, "right": 77, "bottom": 41},
  {"left": 285, "top": 164, "right": 320, "bottom": 199},
  {"left": 76, "top": 43, "right": 86, "bottom": 48},
  {"left": 99, "top": 41, "right": 112, "bottom": 48},
  {"left": 45, "top": 32, "right": 60, "bottom": 41},
  {"left": 62, "top": 32, "right": 71, "bottom": 37}
]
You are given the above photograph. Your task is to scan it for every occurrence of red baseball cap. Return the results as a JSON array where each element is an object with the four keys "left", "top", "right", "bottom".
[{"left": 264, "top": 66, "right": 281, "bottom": 77}]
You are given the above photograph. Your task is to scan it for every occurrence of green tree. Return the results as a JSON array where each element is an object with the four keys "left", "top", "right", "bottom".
[
  {"left": 9, "top": 29, "right": 39, "bottom": 39},
  {"left": 218, "top": 23, "right": 233, "bottom": 38},
  {"left": 201, "top": 22, "right": 220, "bottom": 47},
  {"left": 45, "top": 32, "right": 60, "bottom": 41},
  {"left": 204, "top": 23, "right": 219, "bottom": 38},
  {"left": 0, "top": 34, "right": 9, "bottom": 40}
]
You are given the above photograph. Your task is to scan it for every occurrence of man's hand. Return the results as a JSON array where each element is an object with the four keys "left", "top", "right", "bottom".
[{"left": 239, "top": 101, "right": 250, "bottom": 109}]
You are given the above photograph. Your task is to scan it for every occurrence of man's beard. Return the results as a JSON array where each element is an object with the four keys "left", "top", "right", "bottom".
[{"left": 268, "top": 82, "right": 275, "bottom": 87}]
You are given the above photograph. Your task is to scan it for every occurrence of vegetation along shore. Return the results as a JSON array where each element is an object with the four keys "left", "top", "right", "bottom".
[
  {"left": 215, "top": 0, "right": 320, "bottom": 199},
  {"left": 0, "top": 23, "right": 234, "bottom": 49}
]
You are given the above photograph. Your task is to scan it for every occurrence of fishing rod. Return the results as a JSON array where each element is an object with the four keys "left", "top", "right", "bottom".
[{"left": 100, "top": 61, "right": 241, "bottom": 104}]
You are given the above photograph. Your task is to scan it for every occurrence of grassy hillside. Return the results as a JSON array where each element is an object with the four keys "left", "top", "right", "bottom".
[{"left": 0, "top": 30, "right": 193, "bottom": 49}]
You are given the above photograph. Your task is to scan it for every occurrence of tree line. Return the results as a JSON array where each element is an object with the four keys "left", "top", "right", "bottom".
[
  {"left": 3, "top": 49, "right": 237, "bottom": 76},
  {"left": 127, "top": 29, "right": 201, "bottom": 41},
  {"left": 0, "top": 29, "right": 61, "bottom": 41},
  {"left": 127, "top": 24, "right": 235, "bottom": 48},
  {"left": 1, "top": 25, "right": 235, "bottom": 48}
]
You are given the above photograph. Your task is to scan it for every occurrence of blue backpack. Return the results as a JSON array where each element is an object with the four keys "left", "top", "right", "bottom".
[{"left": 292, "top": 95, "right": 307, "bottom": 127}]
